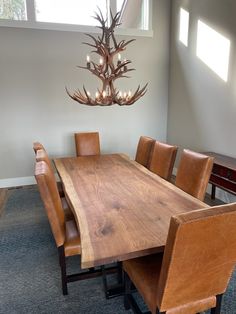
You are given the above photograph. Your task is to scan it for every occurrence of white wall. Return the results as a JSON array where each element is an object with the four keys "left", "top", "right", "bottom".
[
  {"left": 0, "top": 0, "right": 171, "bottom": 186},
  {"left": 168, "top": 0, "right": 236, "bottom": 202}
]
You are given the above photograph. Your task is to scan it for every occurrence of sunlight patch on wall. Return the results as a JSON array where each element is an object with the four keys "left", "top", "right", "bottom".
[
  {"left": 179, "top": 8, "right": 189, "bottom": 47},
  {"left": 196, "top": 20, "right": 230, "bottom": 82}
]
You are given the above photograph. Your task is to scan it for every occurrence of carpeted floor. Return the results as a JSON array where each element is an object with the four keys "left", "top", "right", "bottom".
[{"left": 0, "top": 186, "right": 235, "bottom": 314}]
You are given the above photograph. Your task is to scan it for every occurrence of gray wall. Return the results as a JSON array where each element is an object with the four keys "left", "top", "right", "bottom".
[
  {"left": 0, "top": 0, "right": 170, "bottom": 186},
  {"left": 168, "top": 0, "right": 236, "bottom": 156},
  {"left": 168, "top": 0, "right": 236, "bottom": 201}
]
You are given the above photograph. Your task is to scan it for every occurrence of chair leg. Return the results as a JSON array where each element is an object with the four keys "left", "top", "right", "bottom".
[
  {"left": 58, "top": 246, "right": 68, "bottom": 295},
  {"left": 123, "top": 272, "right": 165, "bottom": 314},
  {"left": 101, "top": 265, "right": 109, "bottom": 299},
  {"left": 117, "top": 261, "right": 123, "bottom": 284},
  {"left": 124, "top": 271, "right": 132, "bottom": 310},
  {"left": 211, "top": 294, "right": 223, "bottom": 314}
]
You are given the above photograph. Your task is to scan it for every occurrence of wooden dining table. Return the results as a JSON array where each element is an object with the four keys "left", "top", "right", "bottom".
[{"left": 54, "top": 153, "right": 208, "bottom": 269}]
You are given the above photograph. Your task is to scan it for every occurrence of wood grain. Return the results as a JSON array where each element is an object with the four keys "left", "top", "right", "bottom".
[{"left": 54, "top": 154, "right": 208, "bottom": 268}]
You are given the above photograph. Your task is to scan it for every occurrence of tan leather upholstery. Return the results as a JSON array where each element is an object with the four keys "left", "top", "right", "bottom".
[
  {"left": 135, "top": 136, "right": 155, "bottom": 168},
  {"left": 124, "top": 203, "right": 236, "bottom": 313},
  {"left": 35, "top": 161, "right": 81, "bottom": 253},
  {"left": 35, "top": 161, "right": 82, "bottom": 295},
  {"left": 35, "top": 148, "right": 65, "bottom": 198},
  {"left": 175, "top": 149, "right": 214, "bottom": 201},
  {"left": 33, "top": 141, "right": 45, "bottom": 154},
  {"left": 149, "top": 141, "right": 178, "bottom": 181},
  {"left": 35, "top": 161, "right": 66, "bottom": 247},
  {"left": 74, "top": 132, "right": 100, "bottom": 156},
  {"left": 36, "top": 149, "right": 55, "bottom": 174}
]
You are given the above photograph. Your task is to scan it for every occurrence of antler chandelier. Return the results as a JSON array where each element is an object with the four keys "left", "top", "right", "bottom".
[{"left": 66, "top": 9, "right": 147, "bottom": 106}]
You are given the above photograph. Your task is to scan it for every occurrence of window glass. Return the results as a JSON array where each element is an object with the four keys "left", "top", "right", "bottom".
[
  {"left": 116, "top": 0, "right": 124, "bottom": 13},
  {"left": 118, "top": 0, "right": 149, "bottom": 30},
  {"left": 35, "top": 0, "right": 107, "bottom": 26},
  {"left": 0, "top": 0, "right": 152, "bottom": 35},
  {"left": 0, "top": 0, "right": 27, "bottom": 20}
]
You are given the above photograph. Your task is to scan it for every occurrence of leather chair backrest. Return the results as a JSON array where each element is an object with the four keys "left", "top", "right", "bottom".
[
  {"left": 36, "top": 148, "right": 55, "bottom": 175},
  {"left": 156, "top": 203, "right": 236, "bottom": 312},
  {"left": 33, "top": 142, "right": 45, "bottom": 154},
  {"left": 74, "top": 132, "right": 100, "bottom": 156},
  {"left": 135, "top": 136, "right": 155, "bottom": 168},
  {"left": 35, "top": 161, "right": 65, "bottom": 247},
  {"left": 149, "top": 141, "right": 178, "bottom": 181},
  {"left": 175, "top": 149, "right": 214, "bottom": 201}
]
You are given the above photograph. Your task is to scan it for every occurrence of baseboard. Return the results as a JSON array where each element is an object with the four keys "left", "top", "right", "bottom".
[{"left": 0, "top": 176, "right": 36, "bottom": 188}]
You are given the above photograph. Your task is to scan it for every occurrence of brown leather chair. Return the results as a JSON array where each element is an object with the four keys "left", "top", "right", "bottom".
[
  {"left": 35, "top": 149, "right": 73, "bottom": 221},
  {"left": 135, "top": 136, "right": 155, "bottom": 168},
  {"left": 35, "top": 148, "right": 57, "bottom": 176},
  {"left": 33, "top": 141, "right": 45, "bottom": 154},
  {"left": 123, "top": 203, "right": 236, "bottom": 314},
  {"left": 35, "top": 161, "right": 100, "bottom": 295},
  {"left": 175, "top": 149, "right": 214, "bottom": 201},
  {"left": 74, "top": 132, "right": 100, "bottom": 156},
  {"left": 148, "top": 141, "right": 178, "bottom": 181},
  {"left": 33, "top": 143, "right": 64, "bottom": 198}
]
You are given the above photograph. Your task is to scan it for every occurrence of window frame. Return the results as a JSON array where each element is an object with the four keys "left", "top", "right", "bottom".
[{"left": 0, "top": 0, "right": 153, "bottom": 37}]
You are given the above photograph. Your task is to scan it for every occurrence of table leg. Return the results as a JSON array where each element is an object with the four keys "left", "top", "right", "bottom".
[
  {"left": 101, "top": 264, "right": 124, "bottom": 299},
  {"left": 211, "top": 184, "right": 216, "bottom": 199}
]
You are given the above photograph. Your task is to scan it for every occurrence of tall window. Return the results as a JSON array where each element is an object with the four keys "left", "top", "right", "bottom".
[
  {"left": 196, "top": 20, "right": 230, "bottom": 82},
  {"left": 0, "top": 0, "right": 151, "bottom": 33},
  {"left": 117, "top": 0, "right": 149, "bottom": 30},
  {"left": 35, "top": 0, "right": 107, "bottom": 26}
]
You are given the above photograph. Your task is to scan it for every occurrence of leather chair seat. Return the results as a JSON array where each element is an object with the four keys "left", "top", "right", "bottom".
[
  {"left": 64, "top": 220, "right": 81, "bottom": 257},
  {"left": 124, "top": 254, "right": 216, "bottom": 314}
]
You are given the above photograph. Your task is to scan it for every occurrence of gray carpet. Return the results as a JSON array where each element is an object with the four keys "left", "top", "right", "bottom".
[{"left": 0, "top": 186, "right": 235, "bottom": 314}]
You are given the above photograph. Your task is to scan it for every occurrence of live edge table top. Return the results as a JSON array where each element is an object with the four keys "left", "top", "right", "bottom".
[{"left": 54, "top": 154, "right": 208, "bottom": 269}]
